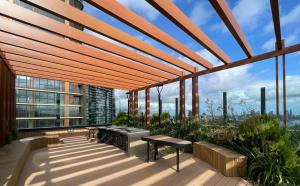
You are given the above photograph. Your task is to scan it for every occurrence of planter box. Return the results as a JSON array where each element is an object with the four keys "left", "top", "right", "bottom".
[{"left": 193, "top": 141, "right": 247, "bottom": 177}]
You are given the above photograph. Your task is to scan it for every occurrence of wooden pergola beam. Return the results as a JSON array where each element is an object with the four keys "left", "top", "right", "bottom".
[
  {"left": 11, "top": 62, "right": 139, "bottom": 89},
  {"left": 147, "top": 0, "right": 231, "bottom": 64},
  {"left": 86, "top": 0, "right": 213, "bottom": 69},
  {"left": 0, "top": 18, "right": 173, "bottom": 81},
  {"left": 1, "top": 44, "right": 148, "bottom": 86},
  {"left": 0, "top": 0, "right": 183, "bottom": 76},
  {"left": 0, "top": 32, "right": 165, "bottom": 83},
  {"left": 13, "top": 68, "right": 132, "bottom": 90},
  {"left": 5, "top": 54, "right": 144, "bottom": 87},
  {"left": 270, "top": 0, "right": 282, "bottom": 50},
  {"left": 24, "top": 0, "right": 197, "bottom": 72},
  {"left": 132, "top": 42, "right": 300, "bottom": 92},
  {"left": 209, "top": 0, "right": 254, "bottom": 57}
]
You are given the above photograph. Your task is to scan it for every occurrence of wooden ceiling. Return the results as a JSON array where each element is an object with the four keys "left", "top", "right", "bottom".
[{"left": 0, "top": 0, "right": 299, "bottom": 91}]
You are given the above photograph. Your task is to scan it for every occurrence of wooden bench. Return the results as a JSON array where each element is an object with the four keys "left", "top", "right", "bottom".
[
  {"left": 0, "top": 136, "right": 60, "bottom": 186},
  {"left": 142, "top": 135, "right": 192, "bottom": 172},
  {"left": 193, "top": 141, "right": 247, "bottom": 177}
]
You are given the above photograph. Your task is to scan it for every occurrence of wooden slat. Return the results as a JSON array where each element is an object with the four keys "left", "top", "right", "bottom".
[
  {"left": 86, "top": 0, "right": 213, "bottom": 68},
  {"left": 5, "top": 55, "right": 143, "bottom": 88},
  {"left": 13, "top": 68, "right": 132, "bottom": 90},
  {"left": 11, "top": 62, "right": 139, "bottom": 90},
  {"left": 0, "top": 17, "right": 173, "bottom": 80},
  {"left": 0, "top": 1, "right": 183, "bottom": 76},
  {"left": 24, "top": 0, "right": 197, "bottom": 72},
  {"left": 270, "top": 0, "right": 282, "bottom": 49},
  {"left": 16, "top": 71, "right": 130, "bottom": 90},
  {"left": 209, "top": 0, "right": 253, "bottom": 57},
  {"left": 146, "top": 0, "right": 231, "bottom": 64},
  {"left": 0, "top": 43, "right": 152, "bottom": 85},
  {"left": 0, "top": 32, "right": 164, "bottom": 83}
]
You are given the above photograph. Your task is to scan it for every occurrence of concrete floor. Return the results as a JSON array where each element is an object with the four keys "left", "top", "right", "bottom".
[{"left": 18, "top": 136, "right": 250, "bottom": 186}]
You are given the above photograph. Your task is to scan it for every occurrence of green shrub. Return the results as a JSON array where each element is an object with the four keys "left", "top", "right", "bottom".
[
  {"left": 238, "top": 114, "right": 281, "bottom": 151},
  {"left": 235, "top": 113, "right": 300, "bottom": 185},
  {"left": 112, "top": 112, "right": 129, "bottom": 126},
  {"left": 248, "top": 151, "right": 293, "bottom": 185}
]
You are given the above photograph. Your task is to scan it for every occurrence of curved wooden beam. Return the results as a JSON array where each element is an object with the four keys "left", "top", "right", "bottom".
[
  {"left": 86, "top": 0, "right": 213, "bottom": 68},
  {"left": 270, "top": 0, "right": 282, "bottom": 49},
  {"left": 24, "top": 0, "right": 198, "bottom": 72},
  {"left": 0, "top": 17, "right": 173, "bottom": 80},
  {"left": 0, "top": 1, "right": 183, "bottom": 76},
  {"left": 0, "top": 32, "right": 165, "bottom": 83},
  {"left": 146, "top": 0, "right": 231, "bottom": 64},
  {"left": 6, "top": 54, "right": 144, "bottom": 87},
  {"left": 209, "top": 0, "right": 253, "bottom": 57},
  {"left": 1, "top": 44, "right": 150, "bottom": 86},
  {"left": 13, "top": 68, "right": 132, "bottom": 90}
]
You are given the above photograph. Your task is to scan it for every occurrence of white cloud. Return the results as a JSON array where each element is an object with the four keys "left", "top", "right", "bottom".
[
  {"left": 264, "top": 4, "right": 300, "bottom": 33},
  {"left": 117, "top": 0, "right": 160, "bottom": 21},
  {"left": 189, "top": 2, "right": 213, "bottom": 26},
  {"left": 261, "top": 32, "right": 298, "bottom": 51},
  {"left": 261, "top": 37, "right": 275, "bottom": 51},
  {"left": 232, "top": 0, "right": 268, "bottom": 30}
]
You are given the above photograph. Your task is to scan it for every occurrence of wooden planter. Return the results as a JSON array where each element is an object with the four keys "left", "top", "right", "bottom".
[{"left": 193, "top": 141, "right": 247, "bottom": 177}]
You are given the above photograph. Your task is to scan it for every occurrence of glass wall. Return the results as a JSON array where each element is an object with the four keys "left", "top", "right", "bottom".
[{"left": 16, "top": 75, "right": 84, "bottom": 129}]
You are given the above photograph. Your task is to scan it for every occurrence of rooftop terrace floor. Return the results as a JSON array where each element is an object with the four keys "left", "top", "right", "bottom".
[{"left": 19, "top": 136, "right": 250, "bottom": 186}]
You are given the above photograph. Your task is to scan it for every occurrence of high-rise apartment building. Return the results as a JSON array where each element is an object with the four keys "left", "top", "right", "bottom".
[{"left": 15, "top": 76, "right": 114, "bottom": 129}]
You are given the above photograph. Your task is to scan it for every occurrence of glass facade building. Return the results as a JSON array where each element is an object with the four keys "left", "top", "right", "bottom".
[{"left": 16, "top": 76, "right": 114, "bottom": 129}]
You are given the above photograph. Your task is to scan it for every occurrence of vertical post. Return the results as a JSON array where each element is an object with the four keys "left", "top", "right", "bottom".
[
  {"left": 275, "top": 56, "right": 279, "bottom": 117},
  {"left": 179, "top": 79, "right": 185, "bottom": 122},
  {"left": 156, "top": 84, "right": 163, "bottom": 127},
  {"left": 133, "top": 91, "right": 138, "bottom": 117},
  {"left": 261, "top": 87, "right": 266, "bottom": 115},
  {"left": 175, "top": 98, "right": 178, "bottom": 122},
  {"left": 104, "top": 92, "right": 107, "bottom": 124},
  {"left": 145, "top": 88, "right": 150, "bottom": 127},
  {"left": 64, "top": 82, "right": 70, "bottom": 126},
  {"left": 192, "top": 77, "right": 199, "bottom": 117},
  {"left": 129, "top": 92, "right": 133, "bottom": 115},
  {"left": 278, "top": 40, "right": 287, "bottom": 128},
  {"left": 223, "top": 92, "right": 227, "bottom": 123},
  {"left": 126, "top": 92, "right": 130, "bottom": 127},
  {"left": 282, "top": 53, "right": 286, "bottom": 128}
]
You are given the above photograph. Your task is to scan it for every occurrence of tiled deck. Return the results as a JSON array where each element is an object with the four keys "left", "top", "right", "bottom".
[{"left": 19, "top": 136, "right": 250, "bottom": 186}]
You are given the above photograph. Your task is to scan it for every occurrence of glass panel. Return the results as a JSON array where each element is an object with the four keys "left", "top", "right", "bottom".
[{"left": 39, "top": 78, "right": 47, "bottom": 90}]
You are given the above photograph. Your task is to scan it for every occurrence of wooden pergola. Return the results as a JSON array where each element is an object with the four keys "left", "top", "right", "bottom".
[{"left": 0, "top": 0, "right": 299, "bottom": 128}]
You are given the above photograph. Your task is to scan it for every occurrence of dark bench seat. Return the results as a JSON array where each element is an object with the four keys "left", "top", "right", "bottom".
[{"left": 142, "top": 135, "right": 192, "bottom": 172}]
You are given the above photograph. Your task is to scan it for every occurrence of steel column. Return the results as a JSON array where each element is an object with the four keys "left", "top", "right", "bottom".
[
  {"left": 223, "top": 92, "right": 227, "bottom": 122},
  {"left": 192, "top": 76, "right": 199, "bottom": 117},
  {"left": 275, "top": 56, "right": 279, "bottom": 117},
  {"left": 129, "top": 92, "right": 134, "bottom": 115},
  {"left": 261, "top": 87, "right": 266, "bottom": 115},
  {"left": 145, "top": 88, "right": 150, "bottom": 127},
  {"left": 282, "top": 53, "right": 286, "bottom": 128},
  {"left": 179, "top": 79, "right": 185, "bottom": 122},
  {"left": 134, "top": 91, "right": 139, "bottom": 117}
]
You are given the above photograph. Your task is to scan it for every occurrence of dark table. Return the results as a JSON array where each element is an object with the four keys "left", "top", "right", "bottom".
[
  {"left": 85, "top": 127, "right": 97, "bottom": 139},
  {"left": 141, "top": 135, "right": 192, "bottom": 172}
]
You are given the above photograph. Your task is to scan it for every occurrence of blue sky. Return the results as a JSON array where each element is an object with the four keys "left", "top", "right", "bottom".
[{"left": 83, "top": 0, "right": 300, "bottom": 119}]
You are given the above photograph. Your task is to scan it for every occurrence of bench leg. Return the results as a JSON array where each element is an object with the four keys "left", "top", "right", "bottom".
[
  {"left": 154, "top": 143, "right": 158, "bottom": 161},
  {"left": 92, "top": 130, "right": 95, "bottom": 138},
  {"left": 147, "top": 141, "right": 150, "bottom": 162},
  {"left": 88, "top": 130, "right": 90, "bottom": 140},
  {"left": 176, "top": 148, "right": 179, "bottom": 172}
]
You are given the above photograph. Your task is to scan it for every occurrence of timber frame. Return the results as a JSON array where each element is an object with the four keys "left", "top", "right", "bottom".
[{"left": 0, "top": 0, "right": 297, "bottom": 127}]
